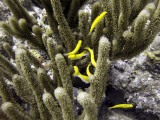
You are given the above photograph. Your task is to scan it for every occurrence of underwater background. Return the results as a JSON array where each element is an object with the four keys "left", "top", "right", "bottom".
[{"left": 0, "top": 0, "right": 160, "bottom": 120}]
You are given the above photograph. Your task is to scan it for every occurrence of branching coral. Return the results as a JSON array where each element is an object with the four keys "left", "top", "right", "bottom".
[{"left": 0, "top": 0, "right": 160, "bottom": 119}]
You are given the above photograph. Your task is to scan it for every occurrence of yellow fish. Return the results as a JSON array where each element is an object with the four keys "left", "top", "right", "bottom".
[
  {"left": 68, "top": 50, "right": 88, "bottom": 60},
  {"left": 65, "top": 40, "right": 82, "bottom": 55},
  {"left": 84, "top": 47, "right": 96, "bottom": 67},
  {"left": 108, "top": 104, "right": 133, "bottom": 109},
  {"left": 89, "top": 11, "right": 107, "bottom": 34},
  {"left": 86, "top": 63, "right": 92, "bottom": 76},
  {"left": 73, "top": 66, "right": 89, "bottom": 83}
]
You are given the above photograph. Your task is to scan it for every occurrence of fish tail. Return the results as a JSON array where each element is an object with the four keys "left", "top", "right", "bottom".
[
  {"left": 73, "top": 66, "right": 80, "bottom": 76},
  {"left": 84, "top": 47, "right": 96, "bottom": 67},
  {"left": 86, "top": 63, "right": 92, "bottom": 76}
]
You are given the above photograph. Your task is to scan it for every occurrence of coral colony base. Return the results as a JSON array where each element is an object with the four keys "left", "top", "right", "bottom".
[{"left": 0, "top": 0, "right": 160, "bottom": 120}]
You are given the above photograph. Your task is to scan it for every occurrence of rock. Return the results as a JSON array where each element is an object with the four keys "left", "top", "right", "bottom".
[
  {"left": 109, "top": 51, "right": 160, "bottom": 118},
  {"left": 20, "top": 0, "right": 34, "bottom": 11},
  {"left": 0, "top": 1, "right": 10, "bottom": 21}
]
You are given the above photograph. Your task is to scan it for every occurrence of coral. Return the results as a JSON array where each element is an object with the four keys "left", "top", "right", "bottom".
[{"left": 0, "top": 0, "right": 160, "bottom": 120}]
